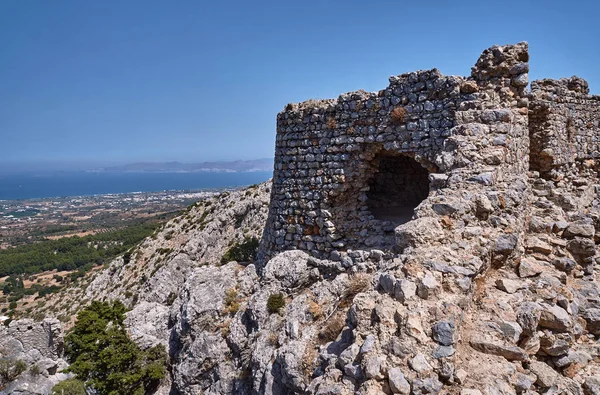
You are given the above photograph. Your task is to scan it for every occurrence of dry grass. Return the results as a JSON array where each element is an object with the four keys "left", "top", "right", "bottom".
[
  {"left": 301, "top": 344, "right": 319, "bottom": 379},
  {"left": 391, "top": 106, "right": 408, "bottom": 124},
  {"left": 308, "top": 300, "right": 323, "bottom": 320},
  {"left": 223, "top": 288, "right": 240, "bottom": 315},
  {"left": 327, "top": 117, "right": 337, "bottom": 129},
  {"left": 318, "top": 311, "right": 346, "bottom": 342},
  {"left": 342, "top": 273, "right": 371, "bottom": 305}
]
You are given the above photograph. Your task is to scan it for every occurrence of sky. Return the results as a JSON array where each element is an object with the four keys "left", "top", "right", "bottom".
[{"left": 0, "top": 0, "right": 598, "bottom": 168}]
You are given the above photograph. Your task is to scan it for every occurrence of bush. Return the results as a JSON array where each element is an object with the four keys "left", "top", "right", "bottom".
[
  {"left": 224, "top": 288, "right": 240, "bottom": 315},
  {"left": 267, "top": 293, "right": 285, "bottom": 314},
  {"left": 51, "top": 378, "right": 86, "bottom": 395},
  {"left": 220, "top": 237, "right": 259, "bottom": 265},
  {"left": 391, "top": 106, "right": 407, "bottom": 124},
  {"left": 64, "top": 300, "right": 167, "bottom": 395},
  {"left": 0, "top": 358, "right": 27, "bottom": 385}
]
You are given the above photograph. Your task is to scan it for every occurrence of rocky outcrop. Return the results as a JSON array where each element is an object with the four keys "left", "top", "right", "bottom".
[{"left": 0, "top": 319, "right": 70, "bottom": 395}]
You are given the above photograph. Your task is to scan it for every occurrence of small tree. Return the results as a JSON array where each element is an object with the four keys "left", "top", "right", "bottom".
[{"left": 64, "top": 300, "right": 167, "bottom": 395}]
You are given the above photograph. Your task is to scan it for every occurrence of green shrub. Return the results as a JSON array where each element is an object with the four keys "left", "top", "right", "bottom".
[
  {"left": 51, "top": 378, "right": 86, "bottom": 395},
  {"left": 220, "top": 237, "right": 259, "bottom": 265},
  {"left": 64, "top": 300, "right": 167, "bottom": 395},
  {"left": 0, "top": 358, "right": 27, "bottom": 384},
  {"left": 267, "top": 293, "right": 285, "bottom": 314}
]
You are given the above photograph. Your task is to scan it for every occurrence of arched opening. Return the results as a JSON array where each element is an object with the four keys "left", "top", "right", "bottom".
[{"left": 366, "top": 154, "right": 430, "bottom": 225}]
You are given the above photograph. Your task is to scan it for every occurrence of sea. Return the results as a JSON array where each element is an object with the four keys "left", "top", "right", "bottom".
[{"left": 0, "top": 171, "right": 273, "bottom": 200}]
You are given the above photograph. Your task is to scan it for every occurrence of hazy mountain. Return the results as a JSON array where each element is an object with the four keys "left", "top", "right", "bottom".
[{"left": 91, "top": 158, "right": 273, "bottom": 173}]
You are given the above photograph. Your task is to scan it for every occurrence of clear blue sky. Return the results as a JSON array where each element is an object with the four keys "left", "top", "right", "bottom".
[{"left": 1, "top": 0, "right": 598, "bottom": 166}]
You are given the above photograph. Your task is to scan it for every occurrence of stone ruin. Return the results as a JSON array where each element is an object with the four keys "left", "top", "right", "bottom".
[{"left": 260, "top": 41, "right": 599, "bottom": 261}]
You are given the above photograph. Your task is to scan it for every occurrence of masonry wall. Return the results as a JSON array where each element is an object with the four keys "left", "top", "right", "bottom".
[
  {"left": 529, "top": 77, "right": 600, "bottom": 174},
  {"left": 259, "top": 42, "right": 530, "bottom": 262}
]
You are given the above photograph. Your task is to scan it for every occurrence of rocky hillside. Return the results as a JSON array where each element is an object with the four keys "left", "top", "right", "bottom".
[{"left": 5, "top": 164, "right": 597, "bottom": 395}]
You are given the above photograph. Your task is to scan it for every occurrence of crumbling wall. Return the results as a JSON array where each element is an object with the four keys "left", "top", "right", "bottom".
[
  {"left": 529, "top": 77, "right": 600, "bottom": 174},
  {"left": 260, "top": 42, "right": 531, "bottom": 262}
]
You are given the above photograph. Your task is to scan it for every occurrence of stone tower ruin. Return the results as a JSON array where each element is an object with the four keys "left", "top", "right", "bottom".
[{"left": 259, "top": 42, "right": 599, "bottom": 263}]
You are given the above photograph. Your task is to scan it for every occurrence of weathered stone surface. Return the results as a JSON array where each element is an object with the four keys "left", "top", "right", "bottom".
[
  {"left": 388, "top": 367, "right": 410, "bottom": 394},
  {"left": 432, "top": 320, "right": 456, "bottom": 346},
  {"left": 395, "top": 218, "right": 444, "bottom": 250},
  {"left": 470, "top": 338, "right": 529, "bottom": 361},
  {"left": 529, "top": 360, "right": 559, "bottom": 388}
]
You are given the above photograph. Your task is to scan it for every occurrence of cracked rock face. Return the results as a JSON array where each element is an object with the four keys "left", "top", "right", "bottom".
[{"left": 0, "top": 318, "right": 71, "bottom": 395}]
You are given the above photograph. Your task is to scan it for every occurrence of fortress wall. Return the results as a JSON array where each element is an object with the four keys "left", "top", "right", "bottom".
[
  {"left": 529, "top": 77, "right": 600, "bottom": 174},
  {"left": 259, "top": 43, "right": 530, "bottom": 262}
]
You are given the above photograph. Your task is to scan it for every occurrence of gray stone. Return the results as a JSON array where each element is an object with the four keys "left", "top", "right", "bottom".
[
  {"left": 529, "top": 360, "right": 559, "bottom": 388},
  {"left": 539, "top": 303, "right": 572, "bottom": 332},
  {"left": 409, "top": 353, "right": 433, "bottom": 374},
  {"left": 494, "top": 234, "right": 518, "bottom": 254},
  {"left": 496, "top": 278, "right": 525, "bottom": 294},
  {"left": 470, "top": 338, "right": 529, "bottom": 361},
  {"left": 388, "top": 367, "right": 411, "bottom": 394},
  {"left": 433, "top": 346, "right": 455, "bottom": 359},
  {"left": 583, "top": 377, "right": 600, "bottom": 395},
  {"left": 432, "top": 320, "right": 456, "bottom": 346}
]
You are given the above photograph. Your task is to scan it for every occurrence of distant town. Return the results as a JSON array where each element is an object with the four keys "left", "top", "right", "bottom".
[{"left": 0, "top": 188, "right": 229, "bottom": 248}]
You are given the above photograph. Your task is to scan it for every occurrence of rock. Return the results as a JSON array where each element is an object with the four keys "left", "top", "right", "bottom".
[
  {"left": 563, "top": 221, "right": 595, "bottom": 238},
  {"left": 379, "top": 273, "right": 396, "bottom": 294},
  {"left": 395, "top": 218, "right": 444, "bottom": 249},
  {"left": 344, "top": 363, "right": 363, "bottom": 380},
  {"left": 263, "top": 250, "right": 311, "bottom": 289},
  {"left": 417, "top": 273, "right": 440, "bottom": 299},
  {"left": 539, "top": 334, "right": 570, "bottom": 356},
  {"left": 411, "top": 377, "right": 443, "bottom": 395},
  {"left": 539, "top": 304, "right": 572, "bottom": 332},
  {"left": 526, "top": 236, "right": 553, "bottom": 254},
  {"left": 470, "top": 338, "right": 529, "bottom": 361},
  {"left": 461, "top": 390, "right": 483, "bottom": 395},
  {"left": 582, "top": 308, "right": 600, "bottom": 335},
  {"left": 394, "top": 279, "right": 417, "bottom": 303},
  {"left": 519, "top": 334, "right": 541, "bottom": 355},
  {"left": 433, "top": 346, "right": 455, "bottom": 359},
  {"left": 518, "top": 258, "right": 544, "bottom": 277},
  {"left": 567, "top": 237, "right": 596, "bottom": 257},
  {"left": 388, "top": 367, "right": 411, "bottom": 394},
  {"left": 529, "top": 360, "right": 559, "bottom": 388},
  {"left": 432, "top": 320, "right": 456, "bottom": 346},
  {"left": 496, "top": 278, "right": 525, "bottom": 294},
  {"left": 338, "top": 344, "right": 360, "bottom": 369},
  {"left": 553, "top": 257, "right": 577, "bottom": 273},
  {"left": 514, "top": 373, "right": 535, "bottom": 392},
  {"left": 362, "top": 355, "right": 383, "bottom": 379},
  {"left": 517, "top": 302, "right": 541, "bottom": 336},
  {"left": 360, "top": 335, "right": 376, "bottom": 354},
  {"left": 498, "top": 321, "right": 522, "bottom": 343},
  {"left": 455, "top": 369, "right": 468, "bottom": 384},
  {"left": 494, "top": 234, "right": 518, "bottom": 254},
  {"left": 554, "top": 350, "right": 591, "bottom": 368},
  {"left": 409, "top": 353, "right": 433, "bottom": 374},
  {"left": 583, "top": 376, "right": 600, "bottom": 395}
]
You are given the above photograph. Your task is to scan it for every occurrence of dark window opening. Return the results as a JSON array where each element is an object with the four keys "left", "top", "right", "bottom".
[{"left": 366, "top": 154, "right": 430, "bottom": 225}]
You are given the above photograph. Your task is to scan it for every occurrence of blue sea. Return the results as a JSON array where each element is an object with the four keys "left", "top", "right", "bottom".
[{"left": 0, "top": 171, "right": 273, "bottom": 200}]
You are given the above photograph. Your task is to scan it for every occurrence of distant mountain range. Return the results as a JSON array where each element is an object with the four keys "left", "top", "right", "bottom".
[{"left": 90, "top": 158, "right": 273, "bottom": 173}]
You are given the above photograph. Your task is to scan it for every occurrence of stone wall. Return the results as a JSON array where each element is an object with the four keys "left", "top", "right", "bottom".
[
  {"left": 259, "top": 42, "right": 531, "bottom": 262},
  {"left": 529, "top": 77, "right": 600, "bottom": 174}
]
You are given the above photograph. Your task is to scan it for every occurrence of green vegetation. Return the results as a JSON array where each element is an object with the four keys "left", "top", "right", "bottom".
[
  {"left": 0, "top": 358, "right": 27, "bottom": 390},
  {"left": 64, "top": 300, "right": 167, "bottom": 395},
  {"left": 267, "top": 293, "right": 285, "bottom": 314},
  {"left": 51, "top": 379, "right": 86, "bottom": 395},
  {"left": 220, "top": 237, "right": 259, "bottom": 265},
  {"left": 0, "top": 222, "right": 160, "bottom": 277}
]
